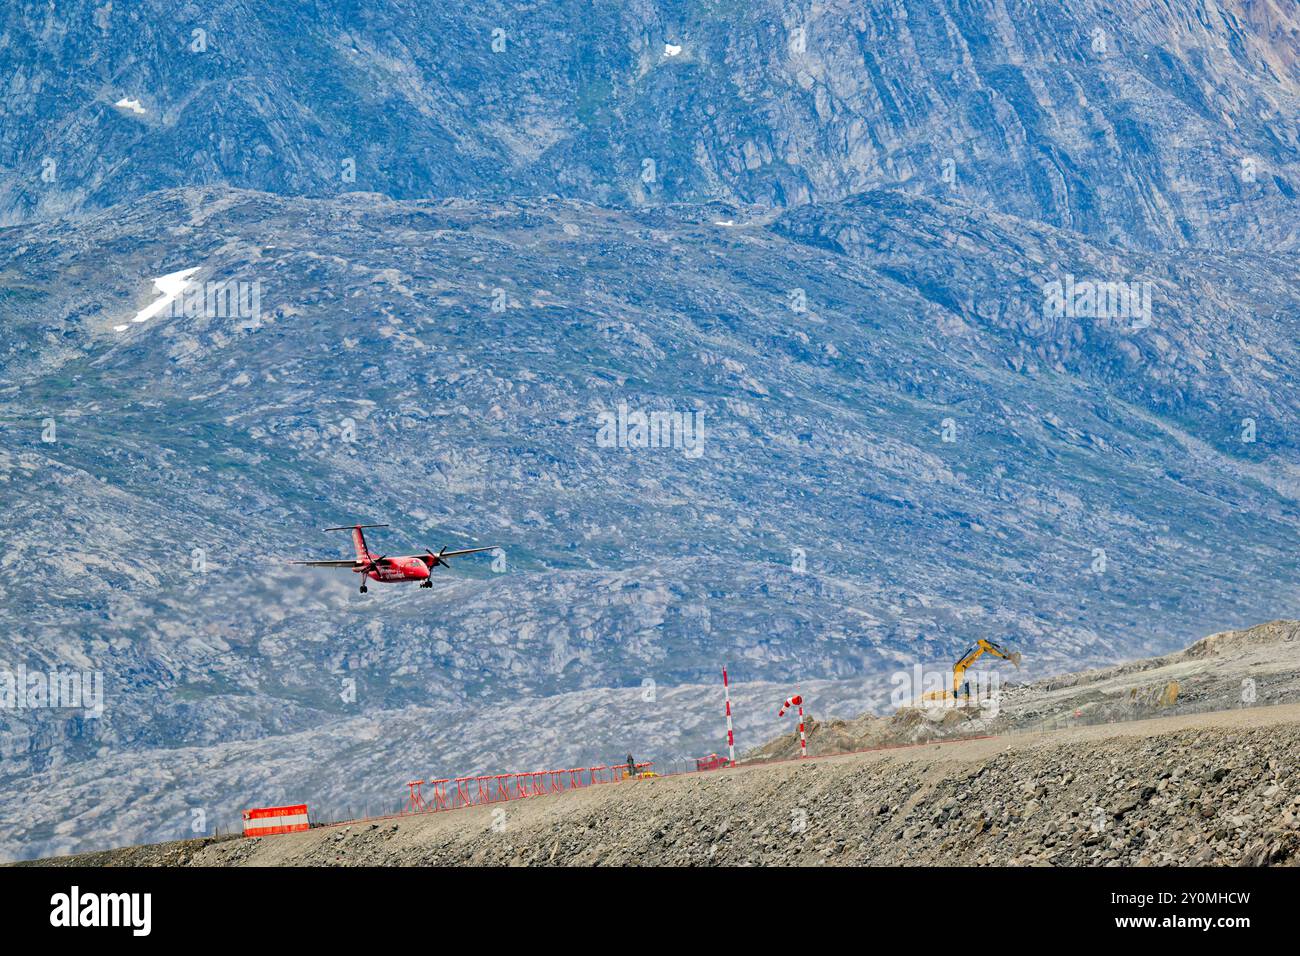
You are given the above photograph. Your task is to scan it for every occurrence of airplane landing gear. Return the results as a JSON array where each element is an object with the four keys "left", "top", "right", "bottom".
[
  {"left": 419, "top": 580, "right": 432, "bottom": 589},
  {"left": 359, "top": 583, "right": 368, "bottom": 593}
]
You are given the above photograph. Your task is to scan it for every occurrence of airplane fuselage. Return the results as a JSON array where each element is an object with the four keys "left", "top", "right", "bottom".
[
  {"left": 293, "top": 524, "right": 497, "bottom": 593},
  {"left": 358, "top": 555, "right": 429, "bottom": 583}
]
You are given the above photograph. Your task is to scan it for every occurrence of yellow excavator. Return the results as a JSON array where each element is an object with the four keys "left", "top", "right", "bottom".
[{"left": 922, "top": 638, "right": 1022, "bottom": 702}]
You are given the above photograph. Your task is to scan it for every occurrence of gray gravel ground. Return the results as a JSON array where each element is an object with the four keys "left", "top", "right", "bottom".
[{"left": 21, "top": 701, "right": 1300, "bottom": 867}]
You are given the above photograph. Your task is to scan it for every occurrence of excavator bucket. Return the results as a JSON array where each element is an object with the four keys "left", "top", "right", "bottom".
[{"left": 1008, "top": 650, "right": 1022, "bottom": 669}]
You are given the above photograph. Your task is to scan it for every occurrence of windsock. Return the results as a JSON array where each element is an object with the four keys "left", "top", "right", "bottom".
[
  {"left": 722, "top": 667, "right": 735, "bottom": 764},
  {"left": 779, "top": 694, "right": 807, "bottom": 757}
]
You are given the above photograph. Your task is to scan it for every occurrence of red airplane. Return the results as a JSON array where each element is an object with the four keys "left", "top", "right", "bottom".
[{"left": 293, "top": 524, "right": 499, "bottom": 593}]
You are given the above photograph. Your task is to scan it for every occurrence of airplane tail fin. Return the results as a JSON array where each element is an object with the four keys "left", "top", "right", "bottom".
[
  {"left": 324, "top": 524, "right": 389, "bottom": 562},
  {"left": 350, "top": 527, "right": 369, "bottom": 561}
]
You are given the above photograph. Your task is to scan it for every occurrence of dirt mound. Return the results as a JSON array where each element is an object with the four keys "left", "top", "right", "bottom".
[
  {"left": 745, "top": 620, "right": 1300, "bottom": 762},
  {"left": 1181, "top": 619, "right": 1300, "bottom": 659},
  {"left": 743, "top": 706, "right": 988, "bottom": 761}
]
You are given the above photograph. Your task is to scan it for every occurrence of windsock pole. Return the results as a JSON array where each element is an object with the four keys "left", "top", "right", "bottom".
[
  {"left": 779, "top": 694, "right": 806, "bottom": 758},
  {"left": 722, "top": 667, "right": 735, "bottom": 765}
]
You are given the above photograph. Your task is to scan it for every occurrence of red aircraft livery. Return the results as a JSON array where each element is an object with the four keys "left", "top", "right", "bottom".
[{"left": 293, "top": 524, "right": 499, "bottom": 593}]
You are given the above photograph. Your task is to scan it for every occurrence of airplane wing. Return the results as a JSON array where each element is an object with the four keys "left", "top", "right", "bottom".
[
  {"left": 291, "top": 560, "right": 360, "bottom": 567},
  {"left": 436, "top": 547, "right": 499, "bottom": 558},
  {"left": 399, "top": 546, "right": 499, "bottom": 563}
]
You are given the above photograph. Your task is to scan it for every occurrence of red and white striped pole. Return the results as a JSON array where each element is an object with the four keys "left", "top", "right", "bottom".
[
  {"left": 722, "top": 666, "right": 735, "bottom": 765},
  {"left": 778, "top": 694, "right": 806, "bottom": 758}
]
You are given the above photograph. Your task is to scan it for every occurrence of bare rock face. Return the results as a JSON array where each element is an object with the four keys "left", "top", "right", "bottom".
[
  {"left": 3, "top": 1, "right": 1298, "bottom": 250},
  {"left": 3, "top": 179, "right": 1300, "bottom": 860}
]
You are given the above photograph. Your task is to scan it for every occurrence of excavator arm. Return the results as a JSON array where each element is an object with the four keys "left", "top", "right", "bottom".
[
  {"left": 952, "top": 639, "right": 1021, "bottom": 696},
  {"left": 919, "top": 638, "right": 1023, "bottom": 703}
]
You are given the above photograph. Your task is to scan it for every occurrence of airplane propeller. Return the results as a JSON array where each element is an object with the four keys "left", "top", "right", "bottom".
[{"left": 419, "top": 547, "right": 450, "bottom": 569}]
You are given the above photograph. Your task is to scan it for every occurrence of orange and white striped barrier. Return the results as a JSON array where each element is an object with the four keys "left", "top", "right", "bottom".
[
  {"left": 242, "top": 803, "right": 310, "bottom": 837},
  {"left": 778, "top": 694, "right": 807, "bottom": 758}
]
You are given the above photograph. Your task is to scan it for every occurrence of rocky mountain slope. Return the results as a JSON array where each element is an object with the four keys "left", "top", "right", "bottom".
[
  {"left": 2, "top": 1, "right": 1298, "bottom": 251},
  {"left": 2, "top": 184, "right": 1299, "bottom": 859},
  {"left": 0, "top": 196, "right": 1295, "bottom": 707}
]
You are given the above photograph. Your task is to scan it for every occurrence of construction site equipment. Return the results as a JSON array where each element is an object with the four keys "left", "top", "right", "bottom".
[
  {"left": 618, "top": 761, "right": 657, "bottom": 780},
  {"left": 923, "top": 638, "right": 1022, "bottom": 702},
  {"left": 405, "top": 780, "right": 426, "bottom": 812},
  {"left": 696, "top": 753, "right": 730, "bottom": 771}
]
